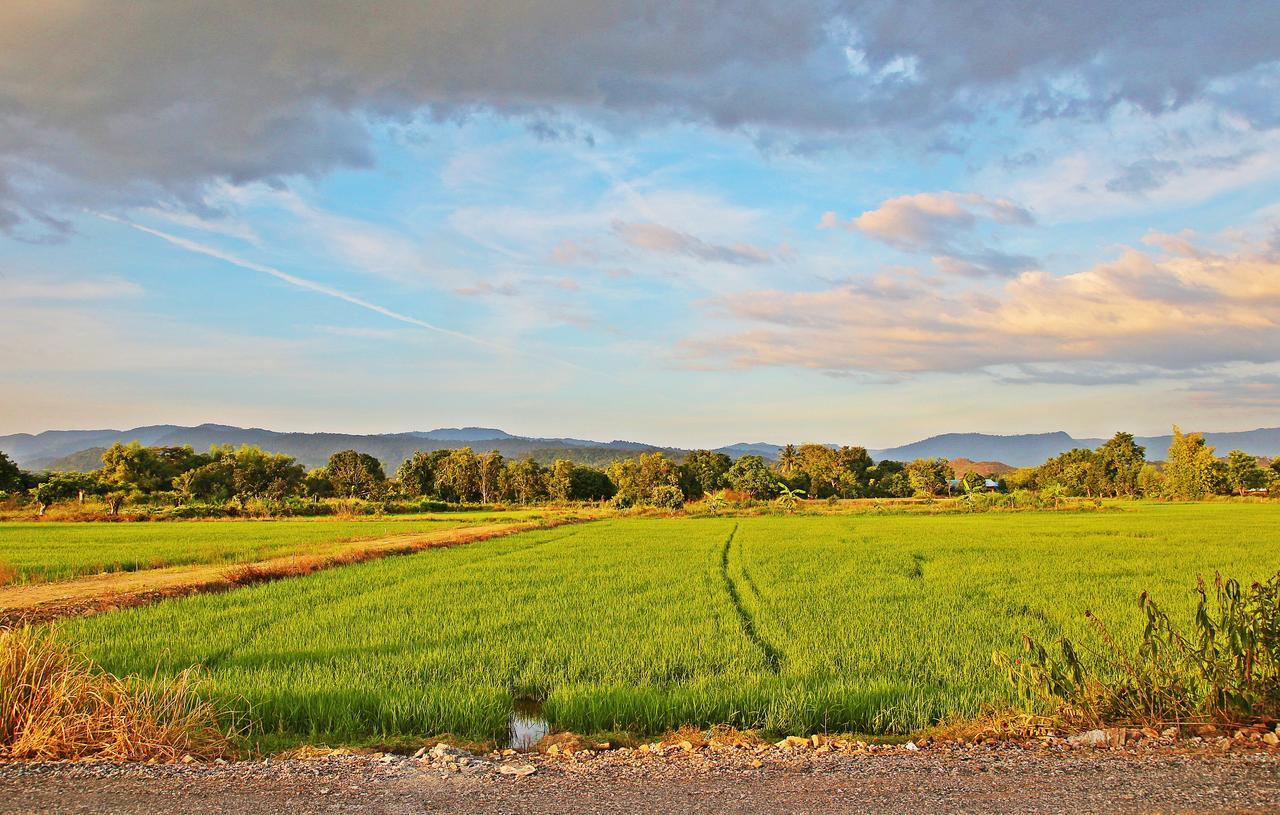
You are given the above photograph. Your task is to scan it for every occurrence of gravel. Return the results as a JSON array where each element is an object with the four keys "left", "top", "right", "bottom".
[{"left": 3, "top": 738, "right": 1278, "bottom": 814}]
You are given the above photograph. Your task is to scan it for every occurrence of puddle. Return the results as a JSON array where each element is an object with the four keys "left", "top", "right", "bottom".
[{"left": 507, "top": 698, "right": 549, "bottom": 751}]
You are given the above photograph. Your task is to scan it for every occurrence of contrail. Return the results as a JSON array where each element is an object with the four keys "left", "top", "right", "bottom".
[{"left": 96, "top": 212, "right": 601, "bottom": 374}]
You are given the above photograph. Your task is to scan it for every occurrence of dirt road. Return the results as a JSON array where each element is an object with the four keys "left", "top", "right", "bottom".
[{"left": 2, "top": 748, "right": 1278, "bottom": 814}]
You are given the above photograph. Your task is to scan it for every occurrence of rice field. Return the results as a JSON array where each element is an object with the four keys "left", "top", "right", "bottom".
[
  {"left": 0, "top": 511, "right": 542, "bottom": 584},
  {"left": 58, "top": 503, "right": 1280, "bottom": 745}
]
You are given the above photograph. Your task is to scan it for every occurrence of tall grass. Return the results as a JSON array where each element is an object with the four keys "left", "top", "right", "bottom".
[
  {"left": 0, "top": 627, "right": 236, "bottom": 760},
  {"left": 58, "top": 503, "right": 1280, "bottom": 744}
]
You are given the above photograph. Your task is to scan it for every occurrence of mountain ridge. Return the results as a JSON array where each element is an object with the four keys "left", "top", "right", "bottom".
[{"left": 3, "top": 424, "right": 1278, "bottom": 471}]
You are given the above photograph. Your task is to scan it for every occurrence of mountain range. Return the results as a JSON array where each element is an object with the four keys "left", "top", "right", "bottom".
[{"left": 2, "top": 423, "right": 1278, "bottom": 472}]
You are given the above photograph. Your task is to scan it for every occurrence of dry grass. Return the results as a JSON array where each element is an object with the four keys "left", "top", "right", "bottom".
[
  {"left": 0, "top": 561, "right": 16, "bottom": 588},
  {"left": 0, "top": 627, "right": 238, "bottom": 761}
]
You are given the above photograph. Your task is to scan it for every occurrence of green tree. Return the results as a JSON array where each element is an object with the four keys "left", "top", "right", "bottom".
[
  {"left": 435, "top": 448, "right": 481, "bottom": 502},
  {"left": 1137, "top": 463, "right": 1165, "bottom": 498},
  {"left": 680, "top": 450, "right": 731, "bottom": 499},
  {"left": 568, "top": 465, "right": 614, "bottom": 501},
  {"left": 905, "top": 458, "right": 953, "bottom": 497},
  {"left": 866, "top": 460, "right": 911, "bottom": 498},
  {"left": 397, "top": 450, "right": 442, "bottom": 497},
  {"left": 724, "top": 455, "right": 779, "bottom": 498},
  {"left": 1162, "top": 426, "right": 1217, "bottom": 500},
  {"left": 606, "top": 452, "right": 679, "bottom": 505},
  {"left": 501, "top": 457, "right": 547, "bottom": 504},
  {"left": 326, "top": 449, "right": 386, "bottom": 499},
  {"left": 0, "top": 451, "right": 26, "bottom": 493},
  {"left": 100, "top": 442, "right": 172, "bottom": 492},
  {"left": 228, "top": 446, "right": 303, "bottom": 501},
  {"left": 303, "top": 468, "right": 334, "bottom": 502},
  {"left": 29, "top": 473, "right": 96, "bottom": 515},
  {"left": 1225, "top": 450, "right": 1267, "bottom": 495},
  {"left": 1097, "top": 432, "right": 1146, "bottom": 497},
  {"left": 547, "top": 459, "right": 575, "bottom": 501},
  {"left": 478, "top": 450, "right": 505, "bottom": 503}
]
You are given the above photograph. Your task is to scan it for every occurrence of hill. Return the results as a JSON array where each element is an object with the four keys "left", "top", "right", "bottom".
[{"left": 4, "top": 423, "right": 1278, "bottom": 473}]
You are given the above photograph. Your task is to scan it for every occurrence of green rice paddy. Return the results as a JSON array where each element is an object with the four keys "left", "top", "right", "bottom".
[
  {"left": 51, "top": 503, "right": 1280, "bottom": 744},
  {"left": 0, "top": 511, "right": 538, "bottom": 583}
]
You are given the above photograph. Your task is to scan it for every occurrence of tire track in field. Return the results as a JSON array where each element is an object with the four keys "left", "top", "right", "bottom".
[{"left": 719, "top": 523, "right": 782, "bottom": 673}]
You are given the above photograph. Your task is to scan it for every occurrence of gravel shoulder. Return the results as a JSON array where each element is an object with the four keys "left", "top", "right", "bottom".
[{"left": 3, "top": 744, "right": 1278, "bottom": 815}]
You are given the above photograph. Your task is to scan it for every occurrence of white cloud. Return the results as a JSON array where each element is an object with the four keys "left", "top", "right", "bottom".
[{"left": 684, "top": 228, "right": 1280, "bottom": 377}]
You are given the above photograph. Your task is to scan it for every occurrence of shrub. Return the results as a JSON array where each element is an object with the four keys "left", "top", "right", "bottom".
[
  {"left": 650, "top": 485, "right": 684, "bottom": 510},
  {"left": 997, "top": 573, "right": 1280, "bottom": 728}
]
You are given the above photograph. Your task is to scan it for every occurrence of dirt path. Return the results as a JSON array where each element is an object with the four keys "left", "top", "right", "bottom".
[
  {"left": 2, "top": 749, "right": 1277, "bottom": 814},
  {"left": 0, "top": 517, "right": 591, "bottom": 626}
]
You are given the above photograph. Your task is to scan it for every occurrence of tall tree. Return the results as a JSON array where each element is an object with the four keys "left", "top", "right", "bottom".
[
  {"left": 326, "top": 449, "right": 386, "bottom": 499},
  {"left": 1097, "top": 432, "right": 1146, "bottom": 497},
  {"left": 436, "top": 447, "right": 481, "bottom": 503},
  {"left": 681, "top": 450, "right": 731, "bottom": 498},
  {"left": 502, "top": 457, "right": 547, "bottom": 504},
  {"left": 478, "top": 450, "right": 505, "bottom": 503},
  {"left": 725, "top": 455, "right": 779, "bottom": 498},
  {"left": 0, "top": 451, "right": 25, "bottom": 493},
  {"left": 1225, "top": 450, "right": 1267, "bottom": 495},
  {"left": 396, "top": 450, "right": 440, "bottom": 497},
  {"left": 1162, "top": 426, "right": 1217, "bottom": 500},
  {"left": 905, "top": 458, "right": 953, "bottom": 497}
]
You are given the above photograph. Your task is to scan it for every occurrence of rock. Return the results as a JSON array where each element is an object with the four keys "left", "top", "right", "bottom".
[
  {"left": 677, "top": 740, "right": 694, "bottom": 752},
  {"left": 1262, "top": 732, "right": 1278, "bottom": 746},
  {"left": 781, "top": 736, "right": 810, "bottom": 749},
  {"left": 903, "top": 741, "right": 919, "bottom": 751},
  {"left": 412, "top": 747, "right": 429, "bottom": 760},
  {"left": 497, "top": 764, "right": 536, "bottom": 777},
  {"left": 1067, "top": 730, "right": 1108, "bottom": 749},
  {"left": 1161, "top": 727, "right": 1179, "bottom": 739},
  {"left": 430, "top": 743, "right": 467, "bottom": 760}
]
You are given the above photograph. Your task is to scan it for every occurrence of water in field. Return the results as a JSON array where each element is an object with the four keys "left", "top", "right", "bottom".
[{"left": 507, "top": 698, "right": 549, "bottom": 750}]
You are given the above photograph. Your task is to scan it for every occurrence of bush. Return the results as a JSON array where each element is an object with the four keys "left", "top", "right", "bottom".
[
  {"left": 650, "top": 485, "right": 685, "bottom": 510},
  {"left": 997, "top": 573, "right": 1280, "bottom": 728}
]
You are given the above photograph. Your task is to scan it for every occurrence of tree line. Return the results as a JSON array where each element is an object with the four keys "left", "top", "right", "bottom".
[{"left": 0, "top": 426, "right": 1276, "bottom": 515}]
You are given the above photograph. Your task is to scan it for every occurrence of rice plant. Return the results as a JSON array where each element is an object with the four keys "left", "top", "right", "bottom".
[{"left": 53, "top": 503, "right": 1280, "bottom": 746}]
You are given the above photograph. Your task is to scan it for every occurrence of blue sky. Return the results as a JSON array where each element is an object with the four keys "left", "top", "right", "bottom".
[{"left": 3, "top": 3, "right": 1279, "bottom": 448}]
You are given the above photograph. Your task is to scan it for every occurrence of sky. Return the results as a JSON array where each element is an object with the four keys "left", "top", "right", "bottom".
[{"left": 2, "top": 1, "right": 1279, "bottom": 448}]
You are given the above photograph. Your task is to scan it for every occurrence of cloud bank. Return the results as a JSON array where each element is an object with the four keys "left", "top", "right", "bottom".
[
  {"left": 1, "top": 1, "right": 1278, "bottom": 234},
  {"left": 686, "top": 229, "right": 1280, "bottom": 376}
]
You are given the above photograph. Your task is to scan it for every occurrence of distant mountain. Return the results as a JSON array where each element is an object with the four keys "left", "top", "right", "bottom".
[
  {"left": 871, "top": 428, "right": 1280, "bottom": 467},
  {"left": 0, "top": 423, "right": 674, "bottom": 471},
  {"left": 870, "top": 431, "right": 1084, "bottom": 468},
  {"left": 409, "top": 427, "right": 515, "bottom": 441},
  {"left": 4, "top": 423, "right": 1278, "bottom": 473},
  {"left": 714, "top": 442, "right": 784, "bottom": 460},
  {"left": 1132, "top": 428, "right": 1280, "bottom": 461}
]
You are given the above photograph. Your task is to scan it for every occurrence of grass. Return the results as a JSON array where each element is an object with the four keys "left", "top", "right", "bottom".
[
  {"left": 0, "top": 511, "right": 544, "bottom": 584},
  {"left": 54, "top": 502, "right": 1280, "bottom": 748},
  {"left": 0, "top": 627, "right": 236, "bottom": 760}
]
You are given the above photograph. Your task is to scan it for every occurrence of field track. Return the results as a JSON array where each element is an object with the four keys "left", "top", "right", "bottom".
[{"left": 0, "top": 517, "right": 592, "bottom": 627}]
